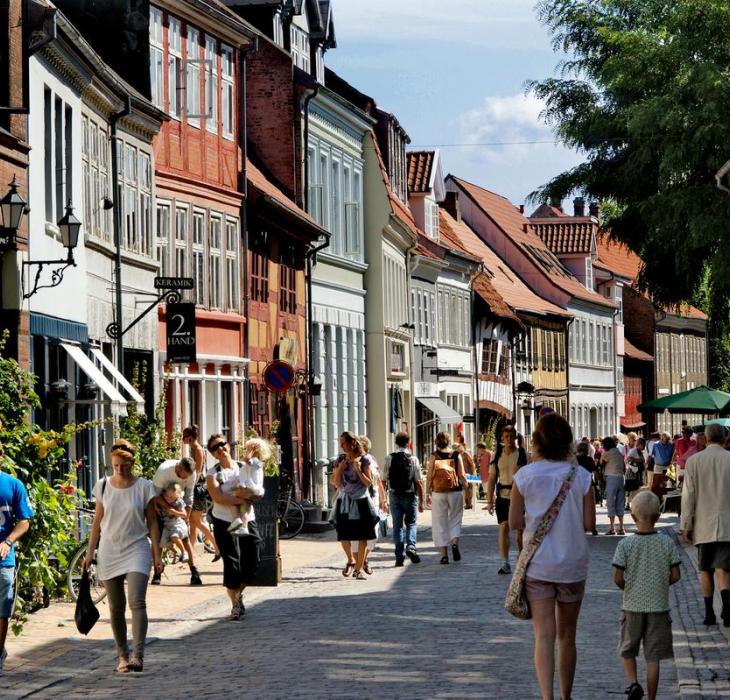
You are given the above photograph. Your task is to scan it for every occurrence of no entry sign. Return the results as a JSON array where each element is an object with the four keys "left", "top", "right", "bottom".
[{"left": 263, "top": 360, "right": 296, "bottom": 394}]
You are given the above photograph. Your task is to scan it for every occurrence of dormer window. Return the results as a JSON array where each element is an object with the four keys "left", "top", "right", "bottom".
[
  {"left": 273, "top": 9, "right": 284, "bottom": 47},
  {"left": 291, "top": 25, "right": 310, "bottom": 73},
  {"left": 425, "top": 197, "right": 439, "bottom": 239},
  {"left": 585, "top": 256, "right": 594, "bottom": 291}
]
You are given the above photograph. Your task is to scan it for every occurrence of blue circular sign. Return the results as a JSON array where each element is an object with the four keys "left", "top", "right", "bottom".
[{"left": 263, "top": 360, "right": 296, "bottom": 394}]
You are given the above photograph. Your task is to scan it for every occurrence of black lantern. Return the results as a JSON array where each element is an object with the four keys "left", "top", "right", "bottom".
[
  {"left": 22, "top": 200, "right": 83, "bottom": 298},
  {"left": 0, "top": 176, "right": 27, "bottom": 251},
  {"left": 58, "top": 203, "right": 81, "bottom": 253}
]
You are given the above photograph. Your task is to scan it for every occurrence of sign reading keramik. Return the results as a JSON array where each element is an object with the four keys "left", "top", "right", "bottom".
[
  {"left": 166, "top": 303, "right": 196, "bottom": 363},
  {"left": 155, "top": 276, "right": 195, "bottom": 290}
]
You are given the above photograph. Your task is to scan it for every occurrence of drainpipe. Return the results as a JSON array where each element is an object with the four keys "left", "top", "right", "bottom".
[
  {"left": 238, "top": 40, "right": 255, "bottom": 431},
  {"left": 110, "top": 95, "right": 131, "bottom": 374},
  {"left": 613, "top": 307, "right": 620, "bottom": 434},
  {"left": 565, "top": 316, "right": 575, "bottom": 427},
  {"left": 406, "top": 242, "right": 418, "bottom": 454},
  {"left": 470, "top": 275, "right": 478, "bottom": 451}
]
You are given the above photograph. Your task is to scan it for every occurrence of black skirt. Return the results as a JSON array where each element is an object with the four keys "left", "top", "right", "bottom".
[
  {"left": 211, "top": 515, "right": 262, "bottom": 589},
  {"left": 335, "top": 497, "right": 377, "bottom": 542}
]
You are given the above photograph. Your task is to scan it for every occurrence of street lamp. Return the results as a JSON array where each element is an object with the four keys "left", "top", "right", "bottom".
[
  {"left": 0, "top": 176, "right": 28, "bottom": 252},
  {"left": 22, "top": 201, "right": 82, "bottom": 298}
]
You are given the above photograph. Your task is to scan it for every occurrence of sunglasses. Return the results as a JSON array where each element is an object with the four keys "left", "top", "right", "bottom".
[{"left": 209, "top": 441, "right": 227, "bottom": 453}]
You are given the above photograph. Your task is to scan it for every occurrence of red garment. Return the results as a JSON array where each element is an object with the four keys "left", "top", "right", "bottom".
[
  {"left": 478, "top": 450, "right": 492, "bottom": 482},
  {"left": 674, "top": 436, "right": 697, "bottom": 468}
]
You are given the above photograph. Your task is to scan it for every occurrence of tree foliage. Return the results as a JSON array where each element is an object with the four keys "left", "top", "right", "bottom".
[{"left": 530, "top": 0, "right": 730, "bottom": 386}]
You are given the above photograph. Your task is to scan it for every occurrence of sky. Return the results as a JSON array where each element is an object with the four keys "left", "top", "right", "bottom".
[{"left": 326, "top": 0, "right": 584, "bottom": 209}]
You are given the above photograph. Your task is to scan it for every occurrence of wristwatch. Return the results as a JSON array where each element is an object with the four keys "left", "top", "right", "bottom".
[{"left": 4, "top": 539, "right": 13, "bottom": 547}]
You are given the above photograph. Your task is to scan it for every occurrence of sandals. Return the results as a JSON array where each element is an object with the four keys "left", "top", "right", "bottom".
[
  {"left": 116, "top": 657, "right": 129, "bottom": 673},
  {"left": 617, "top": 529, "right": 627, "bottom": 536},
  {"left": 440, "top": 556, "right": 449, "bottom": 565},
  {"left": 126, "top": 657, "right": 143, "bottom": 673},
  {"left": 212, "top": 553, "right": 222, "bottom": 563},
  {"left": 353, "top": 570, "right": 367, "bottom": 580},
  {"left": 605, "top": 529, "right": 616, "bottom": 536},
  {"left": 342, "top": 561, "right": 356, "bottom": 577},
  {"left": 363, "top": 560, "right": 373, "bottom": 575}
]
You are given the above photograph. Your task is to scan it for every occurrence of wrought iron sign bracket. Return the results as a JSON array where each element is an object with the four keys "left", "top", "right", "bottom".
[
  {"left": 106, "top": 289, "right": 181, "bottom": 340},
  {"left": 22, "top": 256, "right": 76, "bottom": 299}
]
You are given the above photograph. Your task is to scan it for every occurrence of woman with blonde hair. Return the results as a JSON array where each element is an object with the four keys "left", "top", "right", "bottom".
[
  {"left": 183, "top": 424, "right": 219, "bottom": 561},
  {"left": 83, "top": 439, "right": 162, "bottom": 673},
  {"left": 331, "top": 432, "right": 378, "bottom": 579},
  {"left": 426, "top": 431, "right": 467, "bottom": 564}
]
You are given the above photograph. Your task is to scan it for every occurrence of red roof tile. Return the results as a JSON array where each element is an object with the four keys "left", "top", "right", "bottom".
[
  {"left": 450, "top": 176, "right": 614, "bottom": 309},
  {"left": 530, "top": 217, "right": 596, "bottom": 255},
  {"left": 247, "top": 159, "right": 325, "bottom": 234},
  {"left": 624, "top": 338, "right": 653, "bottom": 362},
  {"left": 407, "top": 151, "right": 435, "bottom": 194},
  {"left": 437, "top": 208, "right": 568, "bottom": 318},
  {"left": 371, "top": 137, "right": 418, "bottom": 238}
]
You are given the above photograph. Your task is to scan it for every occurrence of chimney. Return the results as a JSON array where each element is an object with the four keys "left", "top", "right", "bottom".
[
  {"left": 589, "top": 202, "right": 600, "bottom": 219},
  {"left": 573, "top": 197, "right": 585, "bottom": 217},
  {"left": 443, "top": 191, "right": 461, "bottom": 222},
  {"left": 519, "top": 204, "right": 525, "bottom": 214},
  {"left": 549, "top": 195, "right": 563, "bottom": 213}
]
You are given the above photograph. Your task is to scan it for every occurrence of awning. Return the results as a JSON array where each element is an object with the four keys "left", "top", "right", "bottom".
[
  {"left": 416, "top": 397, "right": 462, "bottom": 424},
  {"left": 60, "top": 342, "right": 127, "bottom": 416},
  {"left": 620, "top": 421, "right": 646, "bottom": 430},
  {"left": 90, "top": 348, "right": 145, "bottom": 411}
]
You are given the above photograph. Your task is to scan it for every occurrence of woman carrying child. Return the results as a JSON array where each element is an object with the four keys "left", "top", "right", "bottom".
[
  {"left": 84, "top": 439, "right": 163, "bottom": 673},
  {"left": 205, "top": 434, "right": 265, "bottom": 621}
]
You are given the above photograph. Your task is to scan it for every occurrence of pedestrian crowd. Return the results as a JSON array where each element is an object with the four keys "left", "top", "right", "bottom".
[{"left": 0, "top": 414, "right": 729, "bottom": 700}]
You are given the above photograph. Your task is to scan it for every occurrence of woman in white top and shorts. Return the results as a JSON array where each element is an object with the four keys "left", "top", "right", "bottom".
[
  {"left": 509, "top": 414, "right": 596, "bottom": 700},
  {"left": 84, "top": 439, "right": 162, "bottom": 674}
]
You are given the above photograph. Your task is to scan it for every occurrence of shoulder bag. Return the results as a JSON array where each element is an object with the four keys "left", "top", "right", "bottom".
[{"left": 504, "top": 463, "right": 578, "bottom": 620}]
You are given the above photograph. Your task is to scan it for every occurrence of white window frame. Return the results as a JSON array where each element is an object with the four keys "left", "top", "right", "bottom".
[
  {"left": 139, "top": 151, "right": 152, "bottom": 256},
  {"left": 220, "top": 44, "right": 234, "bottom": 140},
  {"left": 168, "top": 17, "right": 182, "bottom": 119},
  {"left": 186, "top": 26, "right": 201, "bottom": 127},
  {"left": 149, "top": 6, "right": 164, "bottom": 109},
  {"left": 175, "top": 204, "right": 189, "bottom": 279},
  {"left": 585, "top": 256, "right": 594, "bottom": 290},
  {"left": 290, "top": 24, "right": 310, "bottom": 73},
  {"left": 192, "top": 209, "right": 206, "bottom": 306},
  {"left": 156, "top": 201, "right": 171, "bottom": 276},
  {"left": 209, "top": 213, "right": 222, "bottom": 310},
  {"left": 273, "top": 9, "right": 284, "bottom": 47},
  {"left": 204, "top": 35, "right": 218, "bottom": 133},
  {"left": 225, "top": 218, "right": 239, "bottom": 312}
]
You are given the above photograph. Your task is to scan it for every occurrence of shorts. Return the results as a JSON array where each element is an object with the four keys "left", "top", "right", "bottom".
[
  {"left": 0, "top": 566, "right": 15, "bottom": 618},
  {"left": 495, "top": 496, "right": 510, "bottom": 525},
  {"left": 525, "top": 578, "right": 585, "bottom": 603},
  {"left": 618, "top": 611, "right": 674, "bottom": 661},
  {"left": 161, "top": 521, "right": 189, "bottom": 547},
  {"left": 697, "top": 541, "right": 730, "bottom": 572}
]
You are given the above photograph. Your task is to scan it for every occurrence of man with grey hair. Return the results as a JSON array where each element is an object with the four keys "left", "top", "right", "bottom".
[{"left": 681, "top": 423, "right": 730, "bottom": 626}]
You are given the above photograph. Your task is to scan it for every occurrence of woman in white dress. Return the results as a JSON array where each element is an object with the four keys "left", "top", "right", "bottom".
[{"left": 84, "top": 439, "right": 162, "bottom": 673}]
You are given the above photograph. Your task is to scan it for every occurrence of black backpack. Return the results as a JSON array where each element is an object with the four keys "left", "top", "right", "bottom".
[{"left": 388, "top": 451, "right": 412, "bottom": 495}]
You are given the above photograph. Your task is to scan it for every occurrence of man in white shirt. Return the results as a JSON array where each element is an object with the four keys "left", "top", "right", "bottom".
[{"left": 152, "top": 457, "right": 202, "bottom": 585}]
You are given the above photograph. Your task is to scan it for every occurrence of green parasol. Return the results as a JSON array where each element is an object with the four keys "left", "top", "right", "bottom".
[
  {"left": 691, "top": 417, "right": 730, "bottom": 432},
  {"left": 637, "top": 385, "right": 730, "bottom": 415}
]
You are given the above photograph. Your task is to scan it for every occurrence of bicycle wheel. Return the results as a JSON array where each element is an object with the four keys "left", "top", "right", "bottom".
[
  {"left": 67, "top": 542, "right": 107, "bottom": 604},
  {"left": 278, "top": 499, "right": 305, "bottom": 540}
]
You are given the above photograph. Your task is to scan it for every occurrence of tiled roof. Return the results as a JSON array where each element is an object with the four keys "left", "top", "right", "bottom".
[
  {"left": 437, "top": 208, "right": 568, "bottom": 318},
  {"left": 597, "top": 235, "right": 707, "bottom": 320},
  {"left": 624, "top": 338, "right": 653, "bottom": 362},
  {"left": 449, "top": 176, "right": 614, "bottom": 309},
  {"left": 530, "top": 217, "right": 596, "bottom": 255},
  {"left": 371, "top": 137, "right": 418, "bottom": 238},
  {"left": 407, "top": 151, "right": 435, "bottom": 194},
  {"left": 247, "top": 159, "right": 326, "bottom": 236},
  {"left": 595, "top": 234, "right": 642, "bottom": 283}
]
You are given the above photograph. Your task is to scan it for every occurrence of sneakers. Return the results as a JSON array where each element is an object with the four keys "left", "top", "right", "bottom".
[
  {"left": 229, "top": 602, "right": 242, "bottom": 621},
  {"left": 190, "top": 566, "right": 203, "bottom": 586},
  {"left": 151, "top": 572, "right": 161, "bottom": 585},
  {"left": 405, "top": 547, "right": 421, "bottom": 564},
  {"left": 0, "top": 647, "right": 7, "bottom": 676},
  {"left": 227, "top": 517, "right": 244, "bottom": 533},
  {"left": 625, "top": 682, "right": 644, "bottom": 699},
  {"left": 395, "top": 558, "right": 405, "bottom": 567},
  {"left": 498, "top": 562, "right": 511, "bottom": 575}
]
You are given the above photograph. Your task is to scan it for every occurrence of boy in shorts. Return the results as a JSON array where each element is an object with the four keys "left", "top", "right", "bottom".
[
  {"left": 160, "top": 483, "right": 190, "bottom": 561},
  {"left": 613, "top": 490, "right": 681, "bottom": 700}
]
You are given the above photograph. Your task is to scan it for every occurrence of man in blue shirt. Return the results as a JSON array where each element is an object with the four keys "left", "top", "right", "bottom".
[
  {"left": 0, "top": 442, "right": 34, "bottom": 676},
  {"left": 650, "top": 432, "right": 674, "bottom": 473}
]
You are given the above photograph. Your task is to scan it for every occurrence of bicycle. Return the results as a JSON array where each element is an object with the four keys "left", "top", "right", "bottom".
[
  {"left": 277, "top": 476, "right": 305, "bottom": 540},
  {"left": 67, "top": 506, "right": 106, "bottom": 605}
]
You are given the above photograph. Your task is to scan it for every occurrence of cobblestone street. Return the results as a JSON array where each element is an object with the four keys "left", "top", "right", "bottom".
[{"left": 4, "top": 509, "right": 697, "bottom": 699}]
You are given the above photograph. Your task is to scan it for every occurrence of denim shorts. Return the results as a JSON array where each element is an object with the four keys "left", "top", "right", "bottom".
[{"left": 0, "top": 566, "right": 16, "bottom": 619}]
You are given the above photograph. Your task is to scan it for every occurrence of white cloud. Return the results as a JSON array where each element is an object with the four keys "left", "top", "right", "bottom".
[{"left": 333, "top": 0, "right": 548, "bottom": 49}]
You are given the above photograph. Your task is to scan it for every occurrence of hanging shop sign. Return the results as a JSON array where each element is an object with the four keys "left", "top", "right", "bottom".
[
  {"left": 166, "top": 303, "right": 197, "bottom": 363},
  {"left": 154, "top": 276, "right": 195, "bottom": 290}
]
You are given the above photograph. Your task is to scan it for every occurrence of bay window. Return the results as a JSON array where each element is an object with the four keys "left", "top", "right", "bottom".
[
  {"left": 221, "top": 45, "right": 234, "bottom": 139},
  {"left": 149, "top": 6, "right": 164, "bottom": 109},
  {"left": 186, "top": 27, "right": 201, "bottom": 126},
  {"left": 168, "top": 17, "right": 182, "bottom": 118},
  {"left": 204, "top": 35, "right": 218, "bottom": 132}
]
